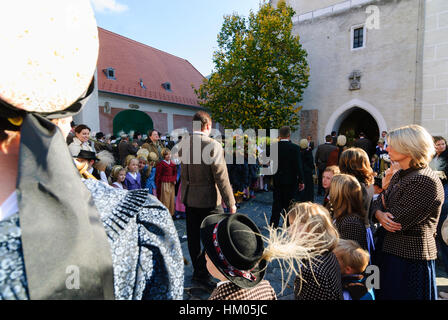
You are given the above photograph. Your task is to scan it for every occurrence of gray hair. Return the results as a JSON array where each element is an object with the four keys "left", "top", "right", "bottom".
[{"left": 387, "top": 124, "right": 435, "bottom": 169}]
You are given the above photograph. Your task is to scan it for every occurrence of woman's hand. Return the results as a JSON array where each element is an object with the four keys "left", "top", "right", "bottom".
[{"left": 375, "top": 210, "right": 402, "bottom": 232}]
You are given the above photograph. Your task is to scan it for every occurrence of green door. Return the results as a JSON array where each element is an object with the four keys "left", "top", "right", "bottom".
[{"left": 113, "top": 110, "right": 153, "bottom": 137}]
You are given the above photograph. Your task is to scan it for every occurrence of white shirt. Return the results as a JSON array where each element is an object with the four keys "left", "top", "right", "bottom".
[
  {"left": 0, "top": 191, "right": 18, "bottom": 221},
  {"left": 216, "top": 280, "right": 231, "bottom": 288},
  {"left": 193, "top": 131, "right": 207, "bottom": 136},
  {"left": 100, "top": 171, "right": 109, "bottom": 184},
  {"left": 112, "top": 182, "right": 124, "bottom": 189},
  {"left": 129, "top": 172, "right": 138, "bottom": 180}
]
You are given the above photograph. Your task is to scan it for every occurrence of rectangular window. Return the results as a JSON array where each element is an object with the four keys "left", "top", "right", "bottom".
[
  {"left": 351, "top": 25, "right": 366, "bottom": 50},
  {"left": 103, "top": 68, "right": 116, "bottom": 80},
  {"left": 353, "top": 27, "right": 363, "bottom": 48}
]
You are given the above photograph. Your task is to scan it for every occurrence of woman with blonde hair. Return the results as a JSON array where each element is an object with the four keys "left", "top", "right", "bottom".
[
  {"left": 326, "top": 135, "right": 347, "bottom": 167},
  {"left": 329, "top": 174, "right": 372, "bottom": 252},
  {"left": 371, "top": 125, "right": 444, "bottom": 300},
  {"left": 287, "top": 202, "right": 343, "bottom": 300}
]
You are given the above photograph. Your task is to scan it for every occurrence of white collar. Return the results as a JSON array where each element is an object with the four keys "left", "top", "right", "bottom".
[
  {"left": 280, "top": 139, "right": 289, "bottom": 142},
  {"left": 163, "top": 159, "right": 171, "bottom": 165},
  {"left": 193, "top": 131, "right": 207, "bottom": 136},
  {"left": 217, "top": 280, "right": 231, "bottom": 288},
  {"left": 0, "top": 191, "right": 18, "bottom": 221},
  {"left": 112, "top": 182, "right": 124, "bottom": 189}
]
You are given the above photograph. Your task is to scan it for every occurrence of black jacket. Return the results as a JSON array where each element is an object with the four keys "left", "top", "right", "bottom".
[{"left": 273, "top": 140, "right": 304, "bottom": 187}]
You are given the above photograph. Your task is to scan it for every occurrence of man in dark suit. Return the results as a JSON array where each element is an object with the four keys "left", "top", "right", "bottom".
[
  {"left": 354, "top": 132, "right": 373, "bottom": 158},
  {"left": 179, "top": 111, "right": 236, "bottom": 290},
  {"left": 315, "top": 135, "right": 338, "bottom": 195},
  {"left": 271, "top": 126, "right": 305, "bottom": 228},
  {"left": 118, "top": 134, "right": 138, "bottom": 166},
  {"left": 307, "top": 135, "right": 315, "bottom": 151},
  {"left": 331, "top": 131, "right": 337, "bottom": 146}
]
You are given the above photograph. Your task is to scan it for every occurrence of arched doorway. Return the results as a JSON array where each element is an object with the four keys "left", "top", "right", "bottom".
[
  {"left": 325, "top": 99, "right": 387, "bottom": 147},
  {"left": 113, "top": 110, "right": 153, "bottom": 137},
  {"left": 338, "top": 108, "right": 379, "bottom": 146}
]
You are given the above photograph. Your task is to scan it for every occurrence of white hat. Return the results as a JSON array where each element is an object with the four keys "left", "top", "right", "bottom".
[{"left": 0, "top": 0, "right": 99, "bottom": 113}]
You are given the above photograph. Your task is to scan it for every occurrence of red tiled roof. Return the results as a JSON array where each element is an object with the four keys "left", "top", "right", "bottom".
[{"left": 97, "top": 27, "right": 205, "bottom": 108}]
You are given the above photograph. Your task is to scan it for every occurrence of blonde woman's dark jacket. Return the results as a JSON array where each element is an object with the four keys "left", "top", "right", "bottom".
[{"left": 371, "top": 167, "right": 444, "bottom": 260}]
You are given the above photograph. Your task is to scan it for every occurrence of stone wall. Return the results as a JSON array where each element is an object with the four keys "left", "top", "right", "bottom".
[
  {"left": 421, "top": 0, "right": 448, "bottom": 136},
  {"left": 287, "top": 0, "right": 421, "bottom": 142}
]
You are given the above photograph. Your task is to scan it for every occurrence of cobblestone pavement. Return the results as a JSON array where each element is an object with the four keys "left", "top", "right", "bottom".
[{"left": 174, "top": 189, "right": 448, "bottom": 300}]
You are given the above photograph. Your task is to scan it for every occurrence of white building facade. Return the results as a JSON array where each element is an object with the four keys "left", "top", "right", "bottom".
[{"left": 271, "top": 0, "right": 448, "bottom": 144}]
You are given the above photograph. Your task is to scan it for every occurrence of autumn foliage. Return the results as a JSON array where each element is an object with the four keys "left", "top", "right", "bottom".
[{"left": 194, "top": 1, "right": 309, "bottom": 130}]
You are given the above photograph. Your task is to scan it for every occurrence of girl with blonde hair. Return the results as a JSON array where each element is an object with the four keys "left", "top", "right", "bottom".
[
  {"left": 109, "top": 165, "right": 127, "bottom": 189},
  {"left": 329, "top": 174, "right": 372, "bottom": 252},
  {"left": 371, "top": 124, "right": 444, "bottom": 300},
  {"left": 287, "top": 202, "right": 343, "bottom": 300},
  {"left": 322, "top": 165, "right": 340, "bottom": 207}
]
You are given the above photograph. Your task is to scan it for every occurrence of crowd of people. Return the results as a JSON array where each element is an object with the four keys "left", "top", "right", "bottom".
[{"left": 1, "top": 1, "right": 448, "bottom": 302}]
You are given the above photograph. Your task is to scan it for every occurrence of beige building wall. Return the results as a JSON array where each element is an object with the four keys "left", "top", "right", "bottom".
[
  {"left": 98, "top": 92, "right": 199, "bottom": 136},
  {"left": 272, "top": 0, "right": 448, "bottom": 139},
  {"left": 289, "top": 0, "right": 421, "bottom": 143},
  {"left": 421, "top": 0, "right": 448, "bottom": 136}
]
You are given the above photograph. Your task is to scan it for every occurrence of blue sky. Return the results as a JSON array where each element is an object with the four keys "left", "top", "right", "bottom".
[{"left": 91, "top": 0, "right": 264, "bottom": 77}]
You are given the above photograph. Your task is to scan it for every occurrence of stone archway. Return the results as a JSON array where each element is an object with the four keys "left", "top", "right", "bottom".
[
  {"left": 113, "top": 109, "right": 153, "bottom": 137},
  {"left": 325, "top": 99, "right": 387, "bottom": 145}
]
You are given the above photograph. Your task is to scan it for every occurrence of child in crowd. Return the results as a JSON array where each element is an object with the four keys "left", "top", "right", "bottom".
[
  {"left": 322, "top": 165, "right": 340, "bottom": 207},
  {"left": 124, "top": 156, "right": 142, "bottom": 190},
  {"left": 333, "top": 239, "right": 375, "bottom": 300},
  {"left": 200, "top": 211, "right": 326, "bottom": 300},
  {"left": 109, "top": 165, "right": 127, "bottom": 189},
  {"left": 145, "top": 151, "right": 158, "bottom": 196},
  {"left": 137, "top": 148, "right": 149, "bottom": 187},
  {"left": 329, "top": 174, "right": 371, "bottom": 252},
  {"left": 288, "top": 202, "right": 343, "bottom": 300},
  {"left": 156, "top": 148, "right": 177, "bottom": 216}
]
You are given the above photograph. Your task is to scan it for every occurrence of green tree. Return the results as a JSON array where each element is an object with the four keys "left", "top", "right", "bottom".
[{"left": 194, "top": 1, "right": 309, "bottom": 130}]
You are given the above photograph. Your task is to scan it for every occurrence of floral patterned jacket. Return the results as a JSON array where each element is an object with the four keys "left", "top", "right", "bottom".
[{"left": 0, "top": 179, "right": 184, "bottom": 300}]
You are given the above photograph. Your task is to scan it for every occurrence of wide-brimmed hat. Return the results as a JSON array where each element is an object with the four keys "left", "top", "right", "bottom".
[
  {"left": 0, "top": 0, "right": 99, "bottom": 118},
  {"left": 200, "top": 213, "right": 266, "bottom": 289},
  {"left": 74, "top": 150, "right": 99, "bottom": 161}
]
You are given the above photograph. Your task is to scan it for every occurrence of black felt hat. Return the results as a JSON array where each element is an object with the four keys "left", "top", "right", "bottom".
[
  {"left": 74, "top": 150, "right": 99, "bottom": 161},
  {"left": 200, "top": 213, "right": 266, "bottom": 289}
]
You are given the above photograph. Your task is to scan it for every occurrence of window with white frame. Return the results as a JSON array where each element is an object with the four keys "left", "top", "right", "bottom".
[{"left": 351, "top": 25, "right": 366, "bottom": 50}]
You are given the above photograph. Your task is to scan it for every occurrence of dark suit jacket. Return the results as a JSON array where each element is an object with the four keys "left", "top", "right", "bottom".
[
  {"left": 354, "top": 138, "right": 373, "bottom": 157},
  {"left": 118, "top": 140, "right": 138, "bottom": 166},
  {"left": 273, "top": 140, "right": 304, "bottom": 187},
  {"left": 315, "top": 143, "right": 338, "bottom": 171}
]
